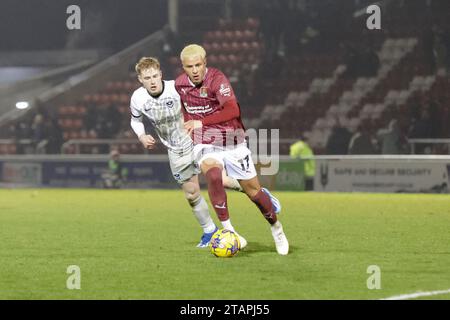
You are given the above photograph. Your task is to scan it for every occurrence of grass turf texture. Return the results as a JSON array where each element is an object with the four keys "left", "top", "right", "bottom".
[{"left": 0, "top": 189, "right": 449, "bottom": 300}]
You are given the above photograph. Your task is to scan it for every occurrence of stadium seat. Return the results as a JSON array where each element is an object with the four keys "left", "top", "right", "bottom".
[
  {"left": 213, "top": 30, "right": 225, "bottom": 42},
  {"left": 210, "top": 42, "right": 221, "bottom": 53},
  {"left": 77, "top": 106, "right": 87, "bottom": 115},
  {"left": 168, "top": 56, "right": 178, "bottom": 66},
  {"left": 242, "top": 30, "right": 256, "bottom": 42},
  {"left": 246, "top": 17, "right": 260, "bottom": 30},
  {"left": 204, "top": 31, "right": 215, "bottom": 42},
  {"left": 73, "top": 119, "right": 83, "bottom": 129},
  {"left": 240, "top": 41, "right": 250, "bottom": 53},
  {"left": 7, "top": 144, "right": 17, "bottom": 154},
  {"left": 233, "top": 30, "right": 244, "bottom": 42},
  {"left": 224, "top": 30, "right": 234, "bottom": 41},
  {"left": 203, "top": 42, "right": 212, "bottom": 53},
  {"left": 221, "top": 42, "right": 231, "bottom": 54},
  {"left": 208, "top": 54, "right": 219, "bottom": 65}
]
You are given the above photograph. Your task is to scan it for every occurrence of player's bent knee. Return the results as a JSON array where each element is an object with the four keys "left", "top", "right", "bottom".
[{"left": 205, "top": 166, "right": 222, "bottom": 183}]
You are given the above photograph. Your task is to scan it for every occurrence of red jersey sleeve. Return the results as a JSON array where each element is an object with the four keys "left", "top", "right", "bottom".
[
  {"left": 210, "top": 71, "right": 236, "bottom": 107},
  {"left": 202, "top": 100, "right": 240, "bottom": 125}
]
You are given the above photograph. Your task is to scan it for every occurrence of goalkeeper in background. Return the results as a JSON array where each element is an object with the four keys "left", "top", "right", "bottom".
[
  {"left": 102, "top": 149, "right": 128, "bottom": 189},
  {"left": 290, "top": 138, "right": 316, "bottom": 191}
]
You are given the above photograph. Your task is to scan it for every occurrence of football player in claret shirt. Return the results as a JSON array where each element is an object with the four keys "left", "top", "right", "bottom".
[
  {"left": 176, "top": 44, "right": 289, "bottom": 255},
  {"left": 129, "top": 56, "right": 244, "bottom": 248}
]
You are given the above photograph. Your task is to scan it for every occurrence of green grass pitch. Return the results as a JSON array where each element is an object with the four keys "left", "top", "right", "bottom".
[{"left": 0, "top": 189, "right": 449, "bottom": 300}]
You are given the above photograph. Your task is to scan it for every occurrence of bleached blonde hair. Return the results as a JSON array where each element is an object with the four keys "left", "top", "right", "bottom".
[{"left": 180, "top": 44, "right": 207, "bottom": 62}]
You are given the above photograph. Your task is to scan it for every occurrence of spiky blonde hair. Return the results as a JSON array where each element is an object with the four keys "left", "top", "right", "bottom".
[{"left": 180, "top": 44, "right": 207, "bottom": 62}]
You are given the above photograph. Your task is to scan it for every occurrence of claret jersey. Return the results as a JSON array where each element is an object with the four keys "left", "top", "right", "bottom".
[{"left": 175, "top": 68, "right": 245, "bottom": 146}]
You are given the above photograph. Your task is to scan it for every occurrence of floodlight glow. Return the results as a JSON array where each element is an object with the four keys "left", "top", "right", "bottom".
[{"left": 15, "top": 101, "right": 29, "bottom": 109}]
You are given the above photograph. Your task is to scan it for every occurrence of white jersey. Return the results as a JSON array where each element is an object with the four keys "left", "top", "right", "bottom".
[{"left": 130, "top": 80, "right": 192, "bottom": 152}]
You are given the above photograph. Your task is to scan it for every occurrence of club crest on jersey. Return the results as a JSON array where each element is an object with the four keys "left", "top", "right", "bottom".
[
  {"left": 199, "top": 86, "right": 208, "bottom": 98},
  {"left": 219, "top": 84, "right": 231, "bottom": 97},
  {"left": 166, "top": 99, "right": 174, "bottom": 108}
]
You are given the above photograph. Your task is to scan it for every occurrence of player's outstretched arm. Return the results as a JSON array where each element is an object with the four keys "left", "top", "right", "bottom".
[
  {"left": 183, "top": 99, "right": 240, "bottom": 134},
  {"left": 130, "top": 114, "right": 156, "bottom": 150}
]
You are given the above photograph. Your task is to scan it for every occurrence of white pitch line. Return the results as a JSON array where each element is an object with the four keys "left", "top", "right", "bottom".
[{"left": 381, "top": 289, "right": 450, "bottom": 300}]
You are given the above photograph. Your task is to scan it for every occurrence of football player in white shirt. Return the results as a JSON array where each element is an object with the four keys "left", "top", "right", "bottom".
[{"left": 130, "top": 57, "right": 244, "bottom": 248}]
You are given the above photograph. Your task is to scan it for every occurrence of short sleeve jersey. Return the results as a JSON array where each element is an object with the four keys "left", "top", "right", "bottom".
[{"left": 175, "top": 68, "right": 245, "bottom": 146}]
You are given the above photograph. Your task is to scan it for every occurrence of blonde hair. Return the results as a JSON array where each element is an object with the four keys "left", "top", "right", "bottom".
[
  {"left": 180, "top": 44, "right": 207, "bottom": 62},
  {"left": 135, "top": 57, "right": 160, "bottom": 75}
]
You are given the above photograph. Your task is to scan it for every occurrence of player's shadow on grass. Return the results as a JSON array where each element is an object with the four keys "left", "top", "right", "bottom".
[{"left": 238, "top": 242, "right": 297, "bottom": 257}]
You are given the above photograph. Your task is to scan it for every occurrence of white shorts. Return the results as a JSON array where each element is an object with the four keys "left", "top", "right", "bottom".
[
  {"left": 168, "top": 148, "right": 200, "bottom": 185},
  {"left": 193, "top": 143, "right": 257, "bottom": 180}
]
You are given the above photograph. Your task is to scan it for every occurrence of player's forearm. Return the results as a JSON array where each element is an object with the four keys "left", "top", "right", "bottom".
[
  {"left": 202, "top": 100, "right": 240, "bottom": 126},
  {"left": 130, "top": 119, "right": 145, "bottom": 138}
]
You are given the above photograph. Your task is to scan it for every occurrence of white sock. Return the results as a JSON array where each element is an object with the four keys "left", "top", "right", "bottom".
[
  {"left": 191, "top": 195, "right": 216, "bottom": 233},
  {"left": 221, "top": 219, "right": 236, "bottom": 233},
  {"left": 271, "top": 221, "right": 282, "bottom": 230}
]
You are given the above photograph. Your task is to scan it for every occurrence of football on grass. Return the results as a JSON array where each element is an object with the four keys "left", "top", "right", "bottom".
[{"left": 209, "top": 229, "right": 241, "bottom": 257}]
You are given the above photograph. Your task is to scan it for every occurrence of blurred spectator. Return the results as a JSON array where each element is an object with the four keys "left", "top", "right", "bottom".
[
  {"left": 441, "top": 106, "right": 450, "bottom": 138},
  {"left": 282, "top": 0, "right": 307, "bottom": 57},
  {"left": 408, "top": 109, "right": 433, "bottom": 154},
  {"left": 343, "top": 43, "right": 379, "bottom": 78},
  {"left": 84, "top": 103, "right": 98, "bottom": 132},
  {"left": 161, "top": 29, "right": 183, "bottom": 79},
  {"left": 409, "top": 109, "right": 433, "bottom": 139},
  {"left": 289, "top": 137, "right": 316, "bottom": 191},
  {"left": 363, "top": 47, "right": 380, "bottom": 76},
  {"left": 432, "top": 25, "right": 448, "bottom": 75},
  {"left": 45, "top": 117, "right": 64, "bottom": 154},
  {"left": 348, "top": 124, "right": 377, "bottom": 154},
  {"left": 258, "top": 0, "right": 283, "bottom": 57},
  {"left": 422, "top": 25, "right": 437, "bottom": 73},
  {"left": 102, "top": 149, "right": 128, "bottom": 188},
  {"left": 283, "top": 1, "right": 305, "bottom": 57},
  {"left": 15, "top": 121, "right": 32, "bottom": 154},
  {"left": 325, "top": 122, "right": 352, "bottom": 155},
  {"left": 19, "top": 121, "right": 32, "bottom": 140},
  {"left": 94, "top": 105, "right": 110, "bottom": 139},
  {"left": 6, "top": 124, "right": 17, "bottom": 140},
  {"left": 376, "top": 119, "right": 408, "bottom": 154},
  {"left": 105, "top": 103, "right": 122, "bottom": 137},
  {"left": 31, "top": 113, "right": 46, "bottom": 150},
  {"left": 88, "top": 129, "right": 98, "bottom": 139}
]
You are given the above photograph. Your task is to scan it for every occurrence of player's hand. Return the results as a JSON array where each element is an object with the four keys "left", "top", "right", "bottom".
[
  {"left": 138, "top": 134, "right": 156, "bottom": 149},
  {"left": 184, "top": 120, "right": 202, "bottom": 135}
]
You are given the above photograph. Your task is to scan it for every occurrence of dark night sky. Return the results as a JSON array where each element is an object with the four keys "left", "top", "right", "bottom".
[{"left": 0, "top": 0, "right": 167, "bottom": 52}]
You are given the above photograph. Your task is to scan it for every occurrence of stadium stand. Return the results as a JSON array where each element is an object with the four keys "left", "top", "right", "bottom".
[{"left": 1, "top": 0, "right": 449, "bottom": 155}]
